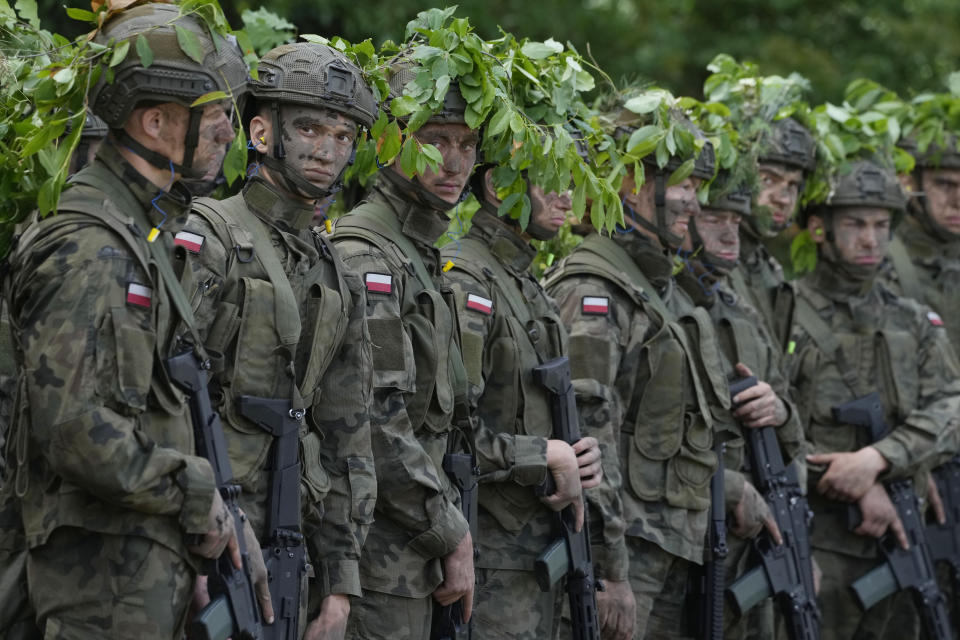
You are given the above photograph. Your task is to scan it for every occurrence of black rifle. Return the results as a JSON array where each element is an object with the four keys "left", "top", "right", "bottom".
[
  {"left": 237, "top": 396, "right": 310, "bottom": 640},
  {"left": 926, "top": 456, "right": 960, "bottom": 596},
  {"left": 834, "top": 392, "right": 953, "bottom": 640},
  {"left": 166, "top": 349, "right": 263, "bottom": 640},
  {"left": 430, "top": 411, "right": 478, "bottom": 640},
  {"left": 532, "top": 357, "right": 602, "bottom": 640},
  {"left": 725, "top": 377, "right": 821, "bottom": 640},
  {"left": 686, "top": 435, "right": 727, "bottom": 640}
]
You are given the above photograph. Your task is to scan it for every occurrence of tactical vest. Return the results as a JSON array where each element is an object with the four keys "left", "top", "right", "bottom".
[
  {"left": 444, "top": 222, "right": 565, "bottom": 535},
  {"left": 4, "top": 161, "right": 199, "bottom": 554},
  {"left": 544, "top": 234, "right": 726, "bottom": 512},
  {"left": 732, "top": 239, "right": 795, "bottom": 354},
  {"left": 887, "top": 233, "right": 960, "bottom": 347},
  {"left": 331, "top": 202, "right": 468, "bottom": 449}
]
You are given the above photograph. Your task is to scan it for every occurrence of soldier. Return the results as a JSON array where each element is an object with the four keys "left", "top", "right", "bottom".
[
  {"left": 0, "top": 4, "right": 271, "bottom": 638},
  {"left": 677, "top": 177, "right": 808, "bottom": 638},
  {"left": 786, "top": 159, "right": 960, "bottom": 639},
  {"left": 440, "top": 164, "right": 606, "bottom": 639},
  {"left": 175, "top": 42, "right": 378, "bottom": 639},
  {"left": 731, "top": 117, "right": 817, "bottom": 351},
  {"left": 327, "top": 69, "right": 476, "bottom": 639},
  {"left": 544, "top": 111, "right": 732, "bottom": 639}
]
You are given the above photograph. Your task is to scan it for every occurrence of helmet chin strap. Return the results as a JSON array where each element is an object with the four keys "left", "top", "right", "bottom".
[
  {"left": 114, "top": 106, "right": 206, "bottom": 181},
  {"left": 688, "top": 216, "right": 738, "bottom": 272},
  {"left": 631, "top": 170, "right": 684, "bottom": 249}
]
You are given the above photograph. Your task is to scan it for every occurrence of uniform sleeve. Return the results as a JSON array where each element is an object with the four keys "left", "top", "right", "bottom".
[
  {"left": 13, "top": 221, "right": 214, "bottom": 533},
  {"left": 445, "top": 269, "right": 548, "bottom": 486},
  {"left": 549, "top": 275, "right": 632, "bottom": 583},
  {"left": 874, "top": 309, "right": 960, "bottom": 477},
  {"left": 338, "top": 244, "right": 468, "bottom": 559},
  {"left": 305, "top": 272, "right": 376, "bottom": 599}
]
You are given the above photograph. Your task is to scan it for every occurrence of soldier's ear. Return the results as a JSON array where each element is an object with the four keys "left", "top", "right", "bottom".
[
  {"left": 249, "top": 116, "right": 270, "bottom": 154},
  {"left": 808, "top": 215, "right": 827, "bottom": 244}
]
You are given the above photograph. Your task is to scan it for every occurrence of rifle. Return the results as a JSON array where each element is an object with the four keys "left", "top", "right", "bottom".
[
  {"left": 926, "top": 457, "right": 960, "bottom": 596},
  {"left": 430, "top": 412, "right": 478, "bottom": 640},
  {"left": 531, "top": 357, "right": 602, "bottom": 640},
  {"left": 725, "top": 377, "right": 821, "bottom": 640},
  {"left": 165, "top": 349, "right": 263, "bottom": 640},
  {"left": 834, "top": 392, "right": 953, "bottom": 640},
  {"left": 237, "top": 396, "right": 310, "bottom": 640}
]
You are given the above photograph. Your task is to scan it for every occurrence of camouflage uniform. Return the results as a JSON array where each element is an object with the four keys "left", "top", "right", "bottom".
[
  {"left": 329, "top": 171, "right": 470, "bottom": 639},
  {"left": 545, "top": 231, "right": 730, "bottom": 639},
  {"left": 676, "top": 268, "right": 805, "bottom": 639},
  {"left": 730, "top": 228, "right": 795, "bottom": 354},
  {"left": 785, "top": 258, "right": 960, "bottom": 640},
  {"left": 2, "top": 144, "right": 215, "bottom": 639},
  {"left": 440, "top": 204, "right": 564, "bottom": 639},
  {"left": 178, "top": 175, "right": 375, "bottom": 616}
]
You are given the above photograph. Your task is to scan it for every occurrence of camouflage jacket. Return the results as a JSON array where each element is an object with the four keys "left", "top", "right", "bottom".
[
  {"left": 1, "top": 145, "right": 215, "bottom": 560},
  {"left": 880, "top": 215, "right": 960, "bottom": 348},
  {"left": 786, "top": 259, "right": 960, "bottom": 558},
  {"left": 731, "top": 227, "right": 795, "bottom": 354},
  {"left": 544, "top": 231, "right": 725, "bottom": 567},
  {"left": 441, "top": 205, "right": 560, "bottom": 571},
  {"left": 675, "top": 269, "right": 805, "bottom": 518},
  {"left": 178, "top": 176, "right": 375, "bottom": 598},
  {"left": 328, "top": 172, "right": 469, "bottom": 598}
]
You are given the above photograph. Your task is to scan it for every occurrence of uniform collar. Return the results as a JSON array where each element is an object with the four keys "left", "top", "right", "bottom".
[
  {"left": 471, "top": 204, "right": 535, "bottom": 275},
  {"left": 370, "top": 171, "right": 451, "bottom": 248},
  {"left": 808, "top": 255, "right": 876, "bottom": 300},
  {"left": 612, "top": 231, "right": 674, "bottom": 291},
  {"left": 242, "top": 176, "right": 315, "bottom": 231},
  {"left": 899, "top": 215, "right": 960, "bottom": 263}
]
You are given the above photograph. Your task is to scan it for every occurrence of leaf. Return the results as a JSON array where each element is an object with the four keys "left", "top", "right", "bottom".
[
  {"left": 191, "top": 90, "right": 229, "bottom": 107},
  {"left": 667, "top": 159, "right": 695, "bottom": 186},
  {"left": 175, "top": 25, "right": 204, "bottom": 64},
  {"left": 390, "top": 96, "right": 420, "bottom": 118},
  {"left": 378, "top": 120, "right": 402, "bottom": 162},
  {"left": 950, "top": 72, "right": 960, "bottom": 98},
  {"left": 623, "top": 93, "right": 661, "bottom": 115},
  {"left": 65, "top": 7, "right": 96, "bottom": 22},
  {"left": 407, "top": 107, "right": 433, "bottom": 133},
  {"left": 498, "top": 192, "right": 523, "bottom": 218},
  {"left": 433, "top": 74, "right": 451, "bottom": 102},
  {"left": 421, "top": 142, "right": 443, "bottom": 169},
  {"left": 223, "top": 128, "right": 247, "bottom": 186},
  {"left": 52, "top": 67, "right": 75, "bottom": 84},
  {"left": 399, "top": 137, "right": 419, "bottom": 177},
  {"left": 487, "top": 106, "right": 511, "bottom": 136},
  {"left": 520, "top": 39, "right": 563, "bottom": 60},
  {"left": 130, "top": 34, "right": 155, "bottom": 70},
  {"left": 110, "top": 40, "right": 130, "bottom": 67},
  {"left": 825, "top": 103, "right": 852, "bottom": 124},
  {"left": 14, "top": 0, "right": 38, "bottom": 27},
  {"left": 509, "top": 112, "right": 524, "bottom": 134}
]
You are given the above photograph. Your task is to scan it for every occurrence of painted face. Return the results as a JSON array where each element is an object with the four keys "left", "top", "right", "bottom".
[
  {"left": 190, "top": 101, "right": 236, "bottom": 180},
  {"left": 410, "top": 123, "right": 479, "bottom": 204},
  {"left": 528, "top": 184, "right": 572, "bottom": 237},
  {"left": 758, "top": 162, "right": 804, "bottom": 232},
  {"left": 828, "top": 207, "right": 893, "bottom": 270},
  {"left": 662, "top": 176, "right": 702, "bottom": 247},
  {"left": 278, "top": 106, "right": 358, "bottom": 191},
  {"left": 694, "top": 208, "right": 742, "bottom": 264},
  {"left": 923, "top": 168, "right": 960, "bottom": 235}
]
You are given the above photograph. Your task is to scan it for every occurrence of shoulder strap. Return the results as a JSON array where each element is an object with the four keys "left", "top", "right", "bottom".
[
  {"left": 578, "top": 234, "right": 673, "bottom": 320},
  {"left": 449, "top": 238, "right": 534, "bottom": 328},
  {"left": 888, "top": 235, "right": 925, "bottom": 305},
  {"left": 191, "top": 198, "right": 301, "bottom": 349},
  {"left": 334, "top": 204, "right": 436, "bottom": 292},
  {"left": 794, "top": 288, "right": 862, "bottom": 395}
]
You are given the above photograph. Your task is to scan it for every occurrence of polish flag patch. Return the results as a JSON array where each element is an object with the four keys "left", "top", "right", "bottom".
[
  {"left": 126, "top": 283, "right": 153, "bottom": 308},
  {"left": 582, "top": 296, "right": 609, "bottom": 315},
  {"left": 174, "top": 230, "right": 205, "bottom": 254},
  {"left": 466, "top": 293, "right": 493, "bottom": 315},
  {"left": 928, "top": 311, "right": 944, "bottom": 326},
  {"left": 365, "top": 273, "right": 393, "bottom": 294}
]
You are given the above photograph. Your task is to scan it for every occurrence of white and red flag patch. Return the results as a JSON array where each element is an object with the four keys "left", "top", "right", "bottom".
[
  {"left": 365, "top": 273, "right": 393, "bottom": 294},
  {"left": 174, "top": 230, "right": 205, "bottom": 253},
  {"left": 466, "top": 293, "right": 493, "bottom": 315},
  {"left": 126, "top": 283, "right": 153, "bottom": 308},
  {"left": 928, "top": 311, "right": 945, "bottom": 326},
  {"left": 582, "top": 296, "right": 609, "bottom": 315}
]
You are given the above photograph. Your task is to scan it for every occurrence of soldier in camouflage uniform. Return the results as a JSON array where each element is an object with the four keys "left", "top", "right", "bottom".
[
  {"left": 440, "top": 165, "right": 606, "bottom": 639},
  {"left": 544, "top": 116, "right": 734, "bottom": 639},
  {"left": 0, "top": 4, "right": 272, "bottom": 638},
  {"left": 731, "top": 118, "right": 817, "bottom": 352},
  {"left": 327, "top": 71, "right": 476, "bottom": 640},
  {"left": 786, "top": 159, "right": 960, "bottom": 639},
  {"left": 677, "top": 177, "right": 809, "bottom": 638},
  {"left": 175, "top": 42, "right": 378, "bottom": 639}
]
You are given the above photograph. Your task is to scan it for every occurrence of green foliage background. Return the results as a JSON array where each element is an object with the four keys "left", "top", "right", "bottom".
[{"left": 35, "top": 0, "right": 960, "bottom": 105}]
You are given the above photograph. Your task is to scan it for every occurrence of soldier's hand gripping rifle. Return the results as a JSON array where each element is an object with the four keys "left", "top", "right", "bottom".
[
  {"left": 925, "top": 456, "right": 960, "bottom": 598},
  {"left": 725, "top": 377, "right": 821, "bottom": 640},
  {"left": 166, "top": 349, "right": 263, "bottom": 640},
  {"left": 237, "top": 396, "right": 310, "bottom": 640},
  {"left": 430, "top": 407, "right": 478, "bottom": 640},
  {"left": 834, "top": 392, "right": 953, "bottom": 640},
  {"left": 532, "top": 357, "right": 603, "bottom": 640}
]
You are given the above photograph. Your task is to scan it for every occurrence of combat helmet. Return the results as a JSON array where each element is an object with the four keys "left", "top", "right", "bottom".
[
  {"left": 898, "top": 134, "right": 960, "bottom": 241},
  {"left": 89, "top": 2, "right": 249, "bottom": 179},
  {"left": 799, "top": 159, "right": 906, "bottom": 228},
  {"left": 759, "top": 117, "right": 816, "bottom": 173},
  {"left": 249, "top": 41, "right": 378, "bottom": 199}
]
